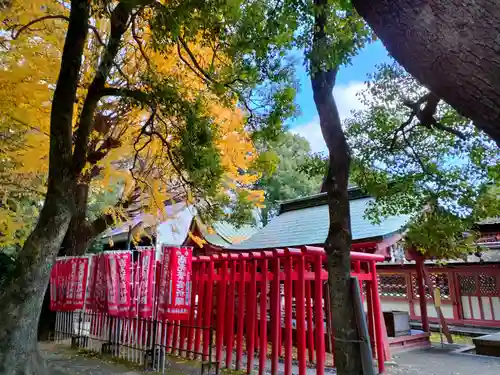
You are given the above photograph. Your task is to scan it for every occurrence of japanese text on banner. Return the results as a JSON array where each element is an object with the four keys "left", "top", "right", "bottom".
[{"left": 157, "top": 246, "right": 193, "bottom": 321}]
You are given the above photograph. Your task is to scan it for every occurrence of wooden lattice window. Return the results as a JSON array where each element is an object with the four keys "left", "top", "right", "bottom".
[
  {"left": 378, "top": 274, "right": 407, "bottom": 298},
  {"left": 479, "top": 273, "right": 498, "bottom": 296},
  {"left": 459, "top": 274, "right": 477, "bottom": 295},
  {"left": 412, "top": 272, "right": 451, "bottom": 300},
  {"left": 432, "top": 273, "right": 451, "bottom": 299}
]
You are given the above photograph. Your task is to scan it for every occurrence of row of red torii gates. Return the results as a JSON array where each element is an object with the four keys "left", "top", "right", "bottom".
[
  {"left": 185, "top": 246, "right": 388, "bottom": 374},
  {"left": 52, "top": 246, "right": 393, "bottom": 374}
]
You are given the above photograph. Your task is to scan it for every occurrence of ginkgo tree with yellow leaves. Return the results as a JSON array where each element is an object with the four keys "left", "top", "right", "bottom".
[
  {"left": 0, "top": 0, "right": 300, "bottom": 373},
  {"left": 0, "top": 0, "right": 268, "bottom": 256}
]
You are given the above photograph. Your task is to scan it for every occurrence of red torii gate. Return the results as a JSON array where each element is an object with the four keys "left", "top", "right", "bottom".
[{"left": 172, "top": 246, "right": 388, "bottom": 375}]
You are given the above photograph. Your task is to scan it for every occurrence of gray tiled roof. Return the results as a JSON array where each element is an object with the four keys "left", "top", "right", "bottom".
[
  {"left": 478, "top": 217, "right": 500, "bottom": 225},
  {"left": 228, "top": 196, "right": 412, "bottom": 250}
]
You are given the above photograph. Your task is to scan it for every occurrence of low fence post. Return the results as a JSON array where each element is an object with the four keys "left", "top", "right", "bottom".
[
  {"left": 215, "top": 255, "right": 228, "bottom": 366},
  {"left": 235, "top": 254, "right": 247, "bottom": 370},
  {"left": 225, "top": 254, "right": 239, "bottom": 369},
  {"left": 203, "top": 260, "right": 215, "bottom": 361}
]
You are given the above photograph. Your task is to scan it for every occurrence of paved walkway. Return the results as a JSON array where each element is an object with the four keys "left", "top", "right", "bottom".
[
  {"left": 387, "top": 347, "right": 500, "bottom": 375},
  {"left": 41, "top": 342, "right": 500, "bottom": 375}
]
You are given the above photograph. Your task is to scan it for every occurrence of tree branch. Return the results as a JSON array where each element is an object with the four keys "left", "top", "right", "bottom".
[
  {"left": 131, "top": 10, "right": 152, "bottom": 70},
  {"left": 87, "top": 25, "right": 106, "bottom": 48},
  {"left": 11, "top": 15, "right": 69, "bottom": 39},
  {"left": 48, "top": 0, "right": 91, "bottom": 181},
  {"left": 129, "top": 110, "right": 156, "bottom": 183},
  {"left": 177, "top": 41, "right": 211, "bottom": 84},
  {"left": 89, "top": 187, "right": 142, "bottom": 237},
  {"left": 11, "top": 14, "right": 105, "bottom": 48},
  {"left": 401, "top": 127, "right": 429, "bottom": 174},
  {"left": 178, "top": 37, "right": 248, "bottom": 88},
  {"left": 389, "top": 112, "right": 416, "bottom": 151},
  {"left": 179, "top": 37, "right": 215, "bottom": 84},
  {"left": 86, "top": 137, "right": 121, "bottom": 164},
  {"left": 98, "top": 87, "right": 151, "bottom": 102},
  {"left": 432, "top": 122, "right": 467, "bottom": 139},
  {"left": 402, "top": 92, "right": 467, "bottom": 140},
  {"left": 72, "top": 2, "right": 135, "bottom": 177}
]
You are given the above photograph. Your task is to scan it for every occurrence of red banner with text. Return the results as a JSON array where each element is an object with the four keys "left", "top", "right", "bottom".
[
  {"left": 129, "top": 248, "right": 156, "bottom": 318},
  {"left": 157, "top": 246, "right": 192, "bottom": 321},
  {"left": 50, "top": 257, "right": 89, "bottom": 311},
  {"left": 87, "top": 252, "right": 132, "bottom": 317}
]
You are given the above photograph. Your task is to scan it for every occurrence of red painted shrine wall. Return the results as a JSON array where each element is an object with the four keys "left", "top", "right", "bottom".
[{"left": 377, "top": 264, "right": 500, "bottom": 328}]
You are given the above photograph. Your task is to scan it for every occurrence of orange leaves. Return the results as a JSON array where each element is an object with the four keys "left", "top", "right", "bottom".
[
  {"left": 188, "top": 231, "right": 207, "bottom": 248},
  {"left": 0, "top": 0, "right": 268, "bottom": 247}
]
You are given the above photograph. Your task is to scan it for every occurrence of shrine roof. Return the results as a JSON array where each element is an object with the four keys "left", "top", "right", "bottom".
[
  {"left": 228, "top": 190, "right": 412, "bottom": 250},
  {"left": 478, "top": 217, "right": 500, "bottom": 225},
  {"left": 195, "top": 219, "right": 259, "bottom": 247},
  {"left": 100, "top": 202, "right": 259, "bottom": 247}
]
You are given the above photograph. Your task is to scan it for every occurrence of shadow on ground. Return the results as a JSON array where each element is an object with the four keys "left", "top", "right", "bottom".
[
  {"left": 40, "top": 342, "right": 201, "bottom": 375},
  {"left": 41, "top": 342, "right": 500, "bottom": 375}
]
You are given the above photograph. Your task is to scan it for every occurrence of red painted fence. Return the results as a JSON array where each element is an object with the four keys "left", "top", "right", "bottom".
[
  {"left": 187, "top": 247, "right": 387, "bottom": 374},
  {"left": 377, "top": 265, "right": 500, "bottom": 328},
  {"left": 53, "top": 247, "right": 388, "bottom": 374}
]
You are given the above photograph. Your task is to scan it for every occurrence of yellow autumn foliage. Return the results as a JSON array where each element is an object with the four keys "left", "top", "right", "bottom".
[{"left": 0, "top": 0, "right": 263, "bottom": 246}]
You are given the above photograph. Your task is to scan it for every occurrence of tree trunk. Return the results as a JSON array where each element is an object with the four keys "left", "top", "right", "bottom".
[
  {"left": 311, "top": 2, "right": 361, "bottom": 369},
  {"left": 61, "top": 183, "right": 93, "bottom": 256},
  {"left": 0, "top": 184, "right": 74, "bottom": 375},
  {"left": 38, "top": 183, "right": 91, "bottom": 341},
  {"left": 353, "top": 0, "right": 500, "bottom": 146},
  {"left": 0, "top": 1, "right": 90, "bottom": 373},
  {"left": 312, "top": 68, "right": 362, "bottom": 374}
]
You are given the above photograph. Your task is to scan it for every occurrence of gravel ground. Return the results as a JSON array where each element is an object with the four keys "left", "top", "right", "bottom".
[{"left": 39, "top": 342, "right": 201, "bottom": 375}]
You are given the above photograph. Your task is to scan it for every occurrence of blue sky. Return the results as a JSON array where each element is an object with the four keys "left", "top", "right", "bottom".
[{"left": 290, "top": 41, "right": 392, "bottom": 153}]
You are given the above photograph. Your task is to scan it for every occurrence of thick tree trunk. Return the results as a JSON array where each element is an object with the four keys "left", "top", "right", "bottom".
[
  {"left": 61, "top": 183, "right": 93, "bottom": 255},
  {"left": 353, "top": 0, "right": 500, "bottom": 146},
  {"left": 0, "top": 1, "right": 90, "bottom": 373},
  {"left": 39, "top": 184, "right": 94, "bottom": 341},
  {"left": 0, "top": 184, "right": 74, "bottom": 375},
  {"left": 36, "top": 2, "right": 136, "bottom": 345},
  {"left": 38, "top": 190, "right": 89, "bottom": 341}
]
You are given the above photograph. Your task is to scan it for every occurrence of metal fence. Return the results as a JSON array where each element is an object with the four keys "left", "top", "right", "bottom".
[{"left": 54, "top": 310, "right": 216, "bottom": 374}]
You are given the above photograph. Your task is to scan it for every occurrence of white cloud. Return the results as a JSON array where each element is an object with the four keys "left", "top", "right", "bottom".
[{"left": 292, "top": 81, "right": 367, "bottom": 154}]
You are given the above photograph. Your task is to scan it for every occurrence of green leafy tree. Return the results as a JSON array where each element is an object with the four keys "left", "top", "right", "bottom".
[
  {"left": 255, "top": 132, "right": 324, "bottom": 224},
  {"left": 345, "top": 62, "right": 500, "bottom": 259}
]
